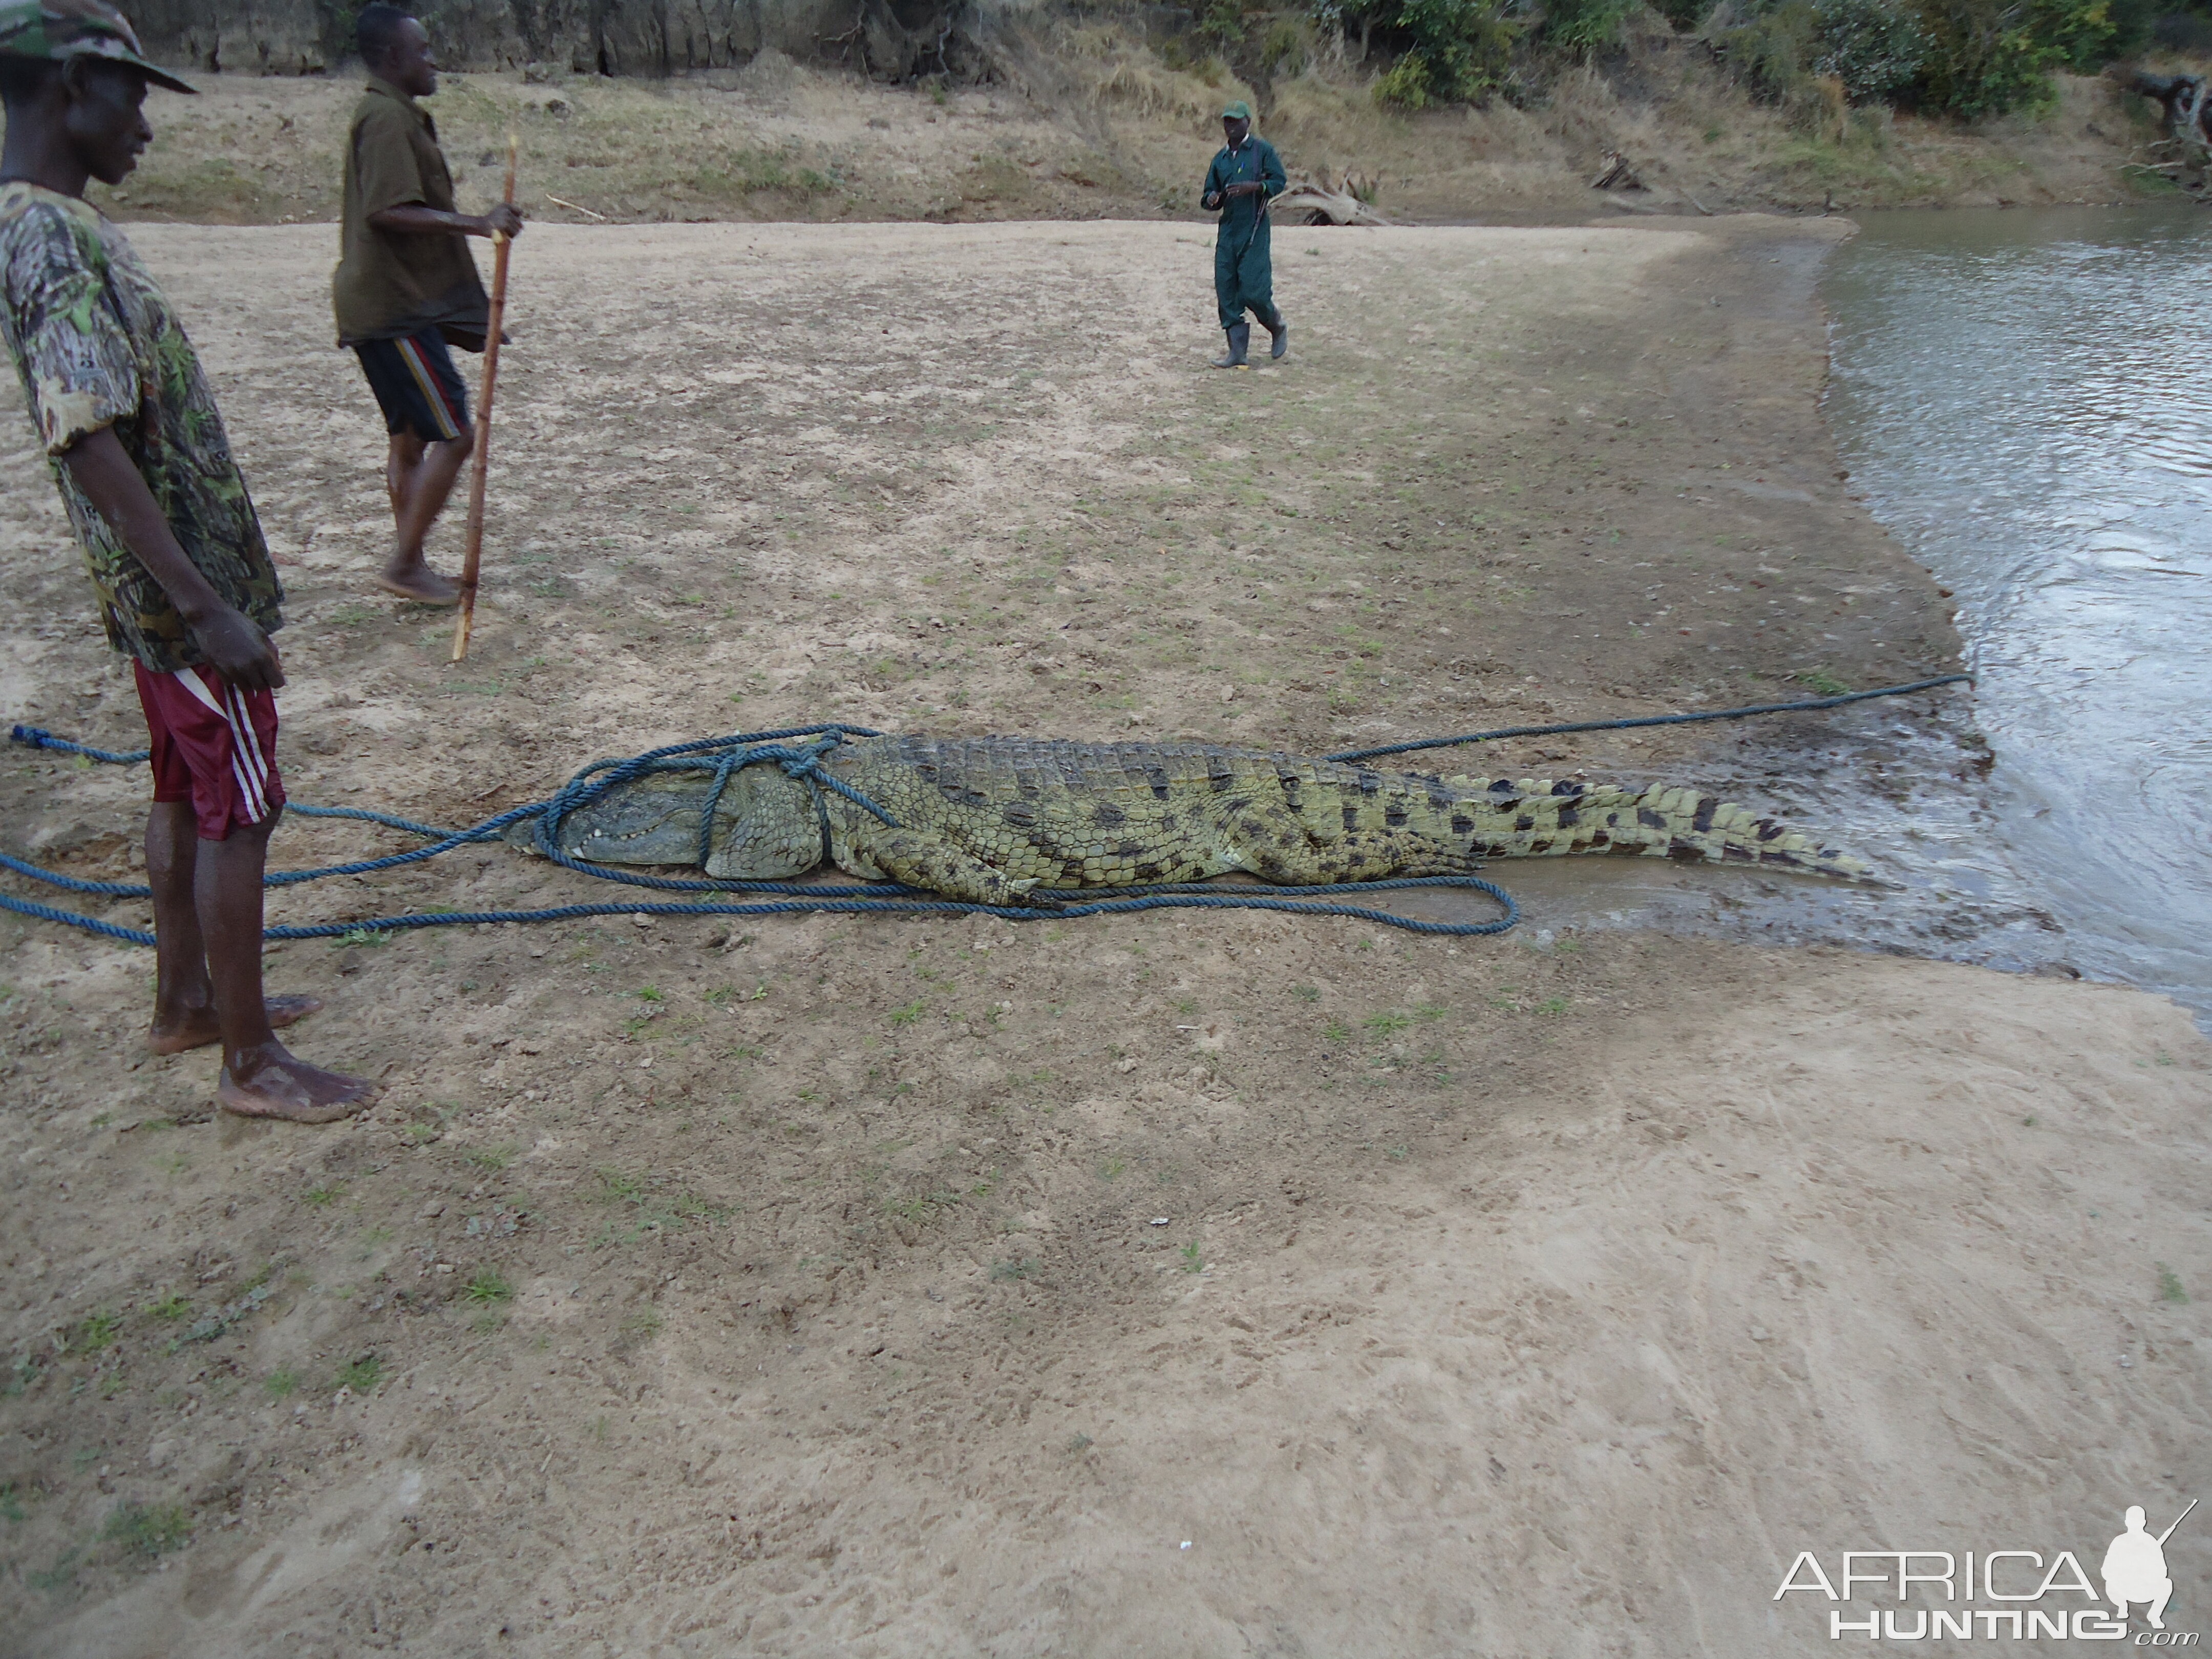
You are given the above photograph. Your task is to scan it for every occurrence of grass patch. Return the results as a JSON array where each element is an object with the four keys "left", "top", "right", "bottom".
[
  {"left": 102, "top": 1500, "right": 190, "bottom": 1558},
  {"left": 592, "top": 1166, "right": 730, "bottom": 1245},
  {"left": 263, "top": 1367, "right": 300, "bottom": 1400},
  {"left": 2157, "top": 1263, "right": 2188, "bottom": 1304},
  {"left": 69, "top": 1309, "right": 122, "bottom": 1354},
  {"left": 464, "top": 1269, "right": 514, "bottom": 1305},
  {"left": 334, "top": 1353, "right": 383, "bottom": 1394}
]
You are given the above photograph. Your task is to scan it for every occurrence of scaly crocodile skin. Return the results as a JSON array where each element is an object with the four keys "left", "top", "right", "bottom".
[{"left": 513, "top": 733, "right": 1864, "bottom": 908}]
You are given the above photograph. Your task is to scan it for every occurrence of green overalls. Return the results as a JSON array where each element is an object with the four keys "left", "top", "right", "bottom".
[{"left": 1203, "top": 135, "right": 1286, "bottom": 331}]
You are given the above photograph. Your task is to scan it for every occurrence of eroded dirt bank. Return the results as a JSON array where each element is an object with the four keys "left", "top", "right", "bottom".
[{"left": 2, "top": 218, "right": 2206, "bottom": 1655}]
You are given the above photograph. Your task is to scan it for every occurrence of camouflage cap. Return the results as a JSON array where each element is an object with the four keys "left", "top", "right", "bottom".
[{"left": 0, "top": 0, "right": 196, "bottom": 94}]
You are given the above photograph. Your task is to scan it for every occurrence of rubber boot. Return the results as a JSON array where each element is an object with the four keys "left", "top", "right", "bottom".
[
  {"left": 1210, "top": 323, "right": 1250, "bottom": 369},
  {"left": 1261, "top": 305, "right": 1288, "bottom": 360}
]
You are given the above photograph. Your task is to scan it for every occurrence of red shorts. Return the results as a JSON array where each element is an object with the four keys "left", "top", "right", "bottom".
[{"left": 133, "top": 662, "right": 286, "bottom": 840}]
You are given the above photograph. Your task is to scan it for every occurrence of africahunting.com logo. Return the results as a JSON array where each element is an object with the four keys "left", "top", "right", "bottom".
[{"left": 1775, "top": 1500, "right": 2198, "bottom": 1643}]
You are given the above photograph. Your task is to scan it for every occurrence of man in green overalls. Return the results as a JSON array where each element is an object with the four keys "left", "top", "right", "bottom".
[{"left": 1200, "top": 99, "right": 1286, "bottom": 368}]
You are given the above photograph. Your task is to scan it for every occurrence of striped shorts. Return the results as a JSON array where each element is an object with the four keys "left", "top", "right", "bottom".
[
  {"left": 353, "top": 327, "right": 470, "bottom": 443},
  {"left": 134, "top": 662, "right": 286, "bottom": 840}
]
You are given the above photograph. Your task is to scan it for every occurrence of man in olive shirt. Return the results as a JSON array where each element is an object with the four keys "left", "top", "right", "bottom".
[{"left": 333, "top": 2, "right": 520, "bottom": 605}]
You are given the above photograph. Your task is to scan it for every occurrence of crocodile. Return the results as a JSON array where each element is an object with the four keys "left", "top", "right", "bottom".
[{"left": 507, "top": 733, "right": 1863, "bottom": 906}]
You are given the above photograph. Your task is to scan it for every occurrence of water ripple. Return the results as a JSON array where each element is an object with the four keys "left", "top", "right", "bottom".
[{"left": 1825, "top": 205, "right": 2212, "bottom": 1015}]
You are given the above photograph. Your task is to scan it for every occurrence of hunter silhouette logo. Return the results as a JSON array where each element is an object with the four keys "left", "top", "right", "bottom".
[
  {"left": 2105, "top": 1501, "right": 2195, "bottom": 1631},
  {"left": 1774, "top": 1497, "right": 2200, "bottom": 1643}
]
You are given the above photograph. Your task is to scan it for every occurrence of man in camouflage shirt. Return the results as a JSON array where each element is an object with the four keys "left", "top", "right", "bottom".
[{"left": 0, "top": 0, "right": 373, "bottom": 1121}]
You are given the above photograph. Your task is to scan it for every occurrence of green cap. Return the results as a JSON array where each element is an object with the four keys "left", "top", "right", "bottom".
[
  {"left": 0, "top": 0, "right": 196, "bottom": 94},
  {"left": 1221, "top": 99, "right": 1251, "bottom": 121}
]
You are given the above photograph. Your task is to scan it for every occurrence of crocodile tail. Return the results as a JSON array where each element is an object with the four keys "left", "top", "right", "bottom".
[{"left": 1443, "top": 777, "right": 1867, "bottom": 878}]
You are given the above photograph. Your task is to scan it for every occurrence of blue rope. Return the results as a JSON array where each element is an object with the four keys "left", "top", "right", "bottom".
[
  {"left": 1322, "top": 675, "right": 1971, "bottom": 764},
  {"left": 0, "top": 876, "right": 1518, "bottom": 946},
  {"left": 4, "top": 677, "right": 1967, "bottom": 948}
]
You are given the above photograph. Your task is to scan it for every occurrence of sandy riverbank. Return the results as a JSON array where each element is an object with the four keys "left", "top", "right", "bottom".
[{"left": 2, "top": 217, "right": 2206, "bottom": 1654}]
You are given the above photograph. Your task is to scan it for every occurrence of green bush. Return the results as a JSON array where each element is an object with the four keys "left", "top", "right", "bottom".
[
  {"left": 1544, "top": 0, "right": 1643, "bottom": 51},
  {"left": 1909, "top": 0, "right": 2054, "bottom": 115},
  {"left": 1375, "top": 48, "right": 1438, "bottom": 102},
  {"left": 1261, "top": 15, "right": 1314, "bottom": 71},
  {"left": 1814, "top": 0, "right": 1929, "bottom": 96},
  {"left": 1707, "top": 0, "right": 1825, "bottom": 100},
  {"left": 1326, "top": 0, "right": 1521, "bottom": 101}
]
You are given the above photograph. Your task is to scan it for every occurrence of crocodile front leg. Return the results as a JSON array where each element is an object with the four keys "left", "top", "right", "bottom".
[{"left": 843, "top": 827, "right": 1061, "bottom": 908}]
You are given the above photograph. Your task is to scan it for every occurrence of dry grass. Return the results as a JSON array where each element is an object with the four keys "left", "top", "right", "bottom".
[{"left": 103, "top": 37, "right": 2157, "bottom": 230}]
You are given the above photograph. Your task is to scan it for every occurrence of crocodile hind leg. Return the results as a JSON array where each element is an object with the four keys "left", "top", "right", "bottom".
[
  {"left": 1232, "top": 822, "right": 1482, "bottom": 885},
  {"left": 844, "top": 827, "right": 1061, "bottom": 908}
]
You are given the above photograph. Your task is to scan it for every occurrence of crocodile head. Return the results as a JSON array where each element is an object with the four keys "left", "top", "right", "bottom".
[{"left": 502, "top": 762, "right": 820, "bottom": 877}]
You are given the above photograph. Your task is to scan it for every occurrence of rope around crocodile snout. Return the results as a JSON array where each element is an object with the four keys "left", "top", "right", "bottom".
[{"left": 0, "top": 673, "right": 1968, "bottom": 947}]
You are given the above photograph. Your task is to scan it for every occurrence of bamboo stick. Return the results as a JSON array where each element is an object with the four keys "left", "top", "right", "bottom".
[{"left": 451, "top": 133, "right": 518, "bottom": 663}]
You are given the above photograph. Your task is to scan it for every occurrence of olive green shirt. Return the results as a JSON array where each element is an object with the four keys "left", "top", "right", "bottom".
[
  {"left": 0, "top": 182, "right": 282, "bottom": 672},
  {"left": 331, "top": 77, "right": 490, "bottom": 347}
]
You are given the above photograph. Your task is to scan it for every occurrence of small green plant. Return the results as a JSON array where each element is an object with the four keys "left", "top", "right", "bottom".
[
  {"left": 27, "top": 1544, "right": 82, "bottom": 1591},
  {"left": 1798, "top": 669, "right": 1851, "bottom": 697},
  {"left": 1178, "top": 1242, "right": 1204, "bottom": 1274},
  {"left": 1385, "top": 1144, "right": 1410, "bottom": 1161},
  {"left": 335, "top": 1353, "right": 382, "bottom": 1394},
  {"left": 889, "top": 998, "right": 927, "bottom": 1026},
  {"left": 102, "top": 1500, "right": 191, "bottom": 1558},
  {"left": 702, "top": 984, "right": 737, "bottom": 1005},
  {"left": 632, "top": 985, "right": 664, "bottom": 1002},
  {"left": 471, "top": 1309, "right": 506, "bottom": 1335},
  {"left": 71, "top": 1309, "right": 122, "bottom": 1354},
  {"left": 143, "top": 1292, "right": 192, "bottom": 1321},
  {"left": 302, "top": 1182, "right": 346, "bottom": 1207},
  {"left": 623, "top": 1309, "right": 664, "bottom": 1338},
  {"left": 2157, "top": 1263, "right": 2188, "bottom": 1304},
  {"left": 1292, "top": 984, "right": 1321, "bottom": 1002},
  {"left": 1066, "top": 1433, "right": 1093, "bottom": 1454},
  {"left": 332, "top": 927, "right": 390, "bottom": 949},
  {"left": 263, "top": 1367, "right": 300, "bottom": 1400},
  {"left": 1536, "top": 996, "right": 1570, "bottom": 1015},
  {"left": 464, "top": 1269, "right": 514, "bottom": 1305},
  {"left": 1364, "top": 1010, "right": 1414, "bottom": 1036},
  {"left": 465, "top": 1146, "right": 515, "bottom": 1171},
  {"left": 0, "top": 1481, "right": 27, "bottom": 1523},
  {"left": 990, "top": 1257, "right": 1037, "bottom": 1282},
  {"left": 1322, "top": 1019, "right": 1351, "bottom": 1043}
]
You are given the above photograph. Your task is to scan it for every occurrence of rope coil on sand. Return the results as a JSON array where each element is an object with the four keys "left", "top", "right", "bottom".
[{"left": 2, "top": 674, "right": 1967, "bottom": 948}]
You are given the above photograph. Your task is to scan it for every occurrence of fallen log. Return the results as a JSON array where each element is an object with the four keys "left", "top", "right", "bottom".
[
  {"left": 1271, "top": 169, "right": 1392, "bottom": 226},
  {"left": 1590, "top": 150, "right": 1642, "bottom": 190}
]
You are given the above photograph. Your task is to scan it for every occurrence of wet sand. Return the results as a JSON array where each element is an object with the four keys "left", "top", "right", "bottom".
[{"left": 2, "top": 217, "right": 2205, "bottom": 1655}]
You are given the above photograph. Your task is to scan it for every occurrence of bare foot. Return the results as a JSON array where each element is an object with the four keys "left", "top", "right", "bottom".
[
  {"left": 218, "top": 1045, "right": 377, "bottom": 1124},
  {"left": 147, "top": 993, "right": 321, "bottom": 1056},
  {"left": 375, "top": 566, "right": 462, "bottom": 606}
]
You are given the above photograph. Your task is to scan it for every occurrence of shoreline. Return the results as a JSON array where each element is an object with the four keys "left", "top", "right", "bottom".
[{"left": 3, "top": 216, "right": 2206, "bottom": 1654}]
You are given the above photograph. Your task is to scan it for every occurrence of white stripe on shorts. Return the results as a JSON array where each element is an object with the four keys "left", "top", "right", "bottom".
[{"left": 168, "top": 666, "right": 269, "bottom": 821}]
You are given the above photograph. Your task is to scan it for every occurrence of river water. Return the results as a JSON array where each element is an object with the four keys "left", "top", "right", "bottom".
[{"left": 1821, "top": 205, "right": 2212, "bottom": 1021}]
